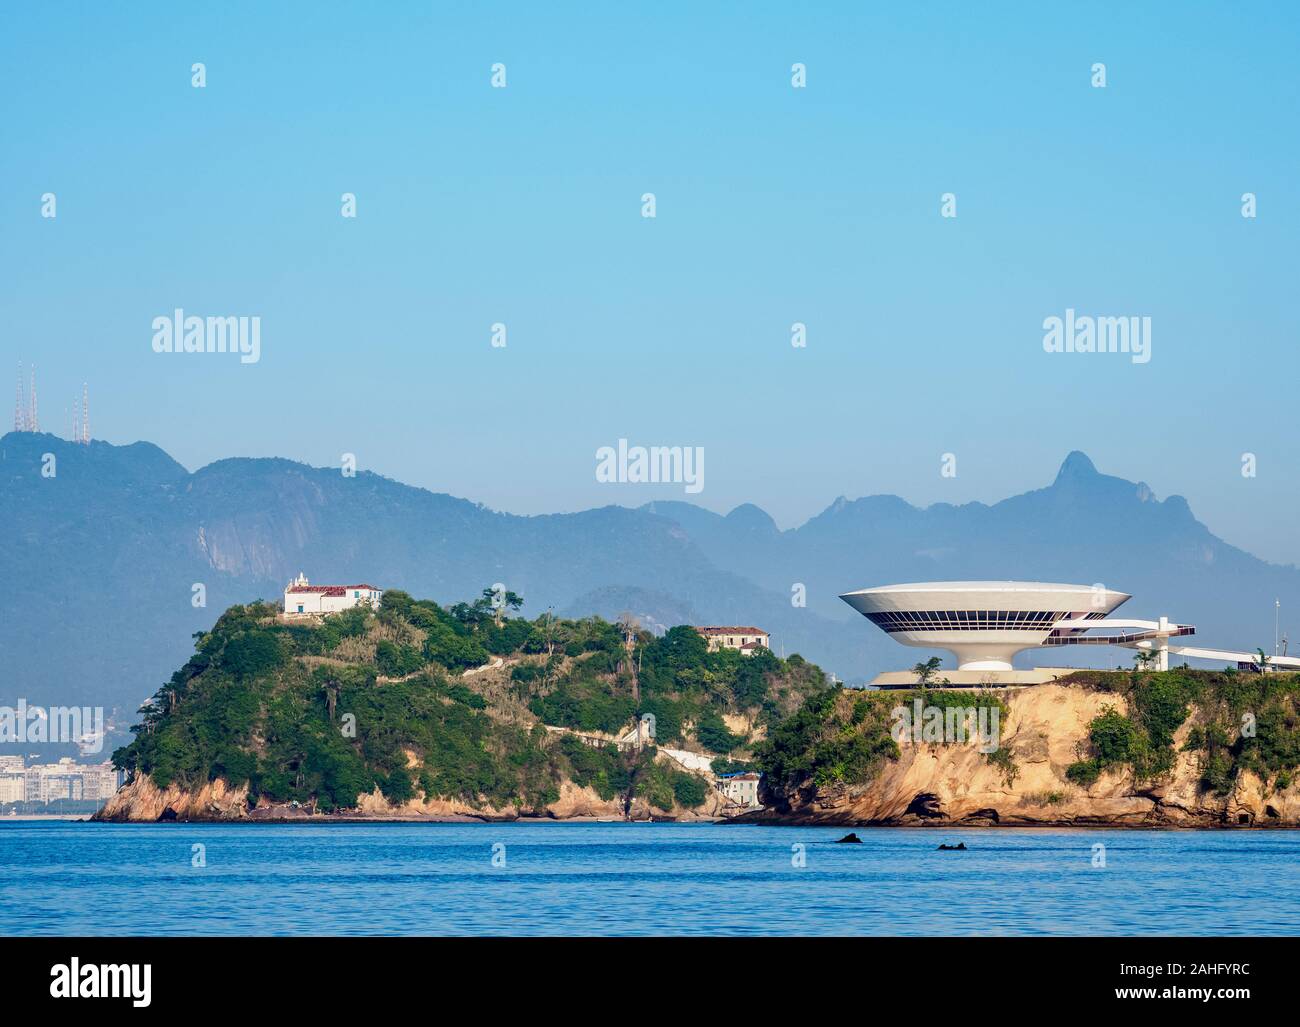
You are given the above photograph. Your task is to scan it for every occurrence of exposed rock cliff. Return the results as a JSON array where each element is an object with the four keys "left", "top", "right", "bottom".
[
  {"left": 748, "top": 683, "right": 1300, "bottom": 827},
  {"left": 97, "top": 775, "right": 253, "bottom": 822},
  {"left": 99, "top": 679, "right": 1300, "bottom": 827},
  {"left": 95, "top": 771, "right": 724, "bottom": 823}
]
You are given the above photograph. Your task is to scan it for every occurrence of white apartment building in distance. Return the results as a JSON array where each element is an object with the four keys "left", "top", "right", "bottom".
[
  {"left": 0, "top": 775, "right": 24, "bottom": 805},
  {"left": 0, "top": 758, "right": 122, "bottom": 805},
  {"left": 0, "top": 755, "right": 25, "bottom": 803}
]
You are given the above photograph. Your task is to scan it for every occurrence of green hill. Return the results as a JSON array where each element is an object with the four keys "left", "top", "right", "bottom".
[{"left": 110, "top": 589, "right": 830, "bottom": 817}]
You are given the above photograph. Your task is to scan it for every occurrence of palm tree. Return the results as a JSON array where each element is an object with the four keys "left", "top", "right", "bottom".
[
  {"left": 618, "top": 612, "right": 641, "bottom": 704},
  {"left": 1133, "top": 649, "right": 1158, "bottom": 671}
]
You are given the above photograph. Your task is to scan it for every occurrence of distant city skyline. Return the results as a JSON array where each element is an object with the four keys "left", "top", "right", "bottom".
[
  {"left": 3, "top": 4, "right": 1298, "bottom": 564},
  {"left": 0, "top": 755, "right": 121, "bottom": 806}
]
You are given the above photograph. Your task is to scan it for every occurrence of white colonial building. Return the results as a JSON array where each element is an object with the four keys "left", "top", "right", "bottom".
[
  {"left": 283, "top": 573, "right": 383, "bottom": 616},
  {"left": 718, "top": 772, "right": 762, "bottom": 808},
  {"left": 694, "top": 626, "right": 770, "bottom": 655}
]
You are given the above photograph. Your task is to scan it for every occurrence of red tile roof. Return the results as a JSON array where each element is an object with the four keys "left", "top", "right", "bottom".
[
  {"left": 694, "top": 626, "right": 767, "bottom": 635},
  {"left": 286, "top": 584, "right": 380, "bottom": 595}
]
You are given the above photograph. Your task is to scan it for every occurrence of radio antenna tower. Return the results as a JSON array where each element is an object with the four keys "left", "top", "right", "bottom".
[
  {"left": 28, "top": 365, "right": 38, "bottom": 432},
  {"left": 81, "top": 383, "right": 89, "bottom": 444},
  {"left": 14, "top": 362, "right": 25, "bottom": 431}
]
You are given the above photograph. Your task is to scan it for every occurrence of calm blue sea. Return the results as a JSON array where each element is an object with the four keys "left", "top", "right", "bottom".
[{"left": 1, "top": 821, "right": 1296, "bottom": 936}]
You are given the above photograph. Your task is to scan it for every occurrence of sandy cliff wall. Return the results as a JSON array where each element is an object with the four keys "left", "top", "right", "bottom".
[
  {"left": 754, "top": 684, "right": 1300, "bottom": 827},
  {"left": 98, "top": 684, "right": 1295, "bottom": 827},
  {"left": 96, "top": 776, "right": 253, "bottom": 822},
  {"left": 94, "top": 770, "right": 723, "bottom": 823}
]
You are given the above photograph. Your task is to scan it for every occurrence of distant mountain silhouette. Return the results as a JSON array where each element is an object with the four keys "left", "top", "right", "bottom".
[
  {"left": 3, "top": 433, "right": 1296, "bottom": 754},
  {"left": 642, "top": 450, "right": 1298, "bottom": 667}
]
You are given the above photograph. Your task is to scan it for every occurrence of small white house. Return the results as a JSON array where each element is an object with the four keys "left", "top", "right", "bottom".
[
  {"left": 283, "top": 573, "right": 382, "bottom": 616},
  {"left": 718, "top": 772, "right": 762, "bottom": 808}
]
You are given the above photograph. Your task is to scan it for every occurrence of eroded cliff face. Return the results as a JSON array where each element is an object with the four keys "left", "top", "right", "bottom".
[
  {"left": 96, "top": 775, "right": 254, "bottom": 822},
  {"left": 753, "top": 684, "right": 1300, "bottom": 827},
  {"left": 98, "top": 684, "right": 1296, "bottom": 827},
  {"left": 94, "top": 772, "right": 724, "bottom": 823}
]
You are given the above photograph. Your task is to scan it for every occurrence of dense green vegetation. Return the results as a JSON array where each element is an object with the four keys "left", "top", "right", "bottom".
[
  {"left": 114, "top": 590, "right": 829, "bottom": 816},
  {"left": 755, "top": 687, "right": 1011, "bottom": 792},
  {"left": 523, "top": 625, "right": 824, "bottom": 746},
  {"left": 1064, "top": 668, "right": 1300, "bottom": 793},
  {"left": 756, "top": 690, "right": 898, "bottom": 790}
]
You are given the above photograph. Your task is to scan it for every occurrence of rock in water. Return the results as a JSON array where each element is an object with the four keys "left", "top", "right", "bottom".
[
  {"left": 937, "top": 842, "right": 967, "bottom": 851},
  {"left": 835, "top": 832, "right": 863, "bottom": 844}
]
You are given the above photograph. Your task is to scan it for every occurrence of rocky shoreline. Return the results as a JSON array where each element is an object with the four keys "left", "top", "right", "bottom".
[
  {"left": 94, "top": 682, "right": 1300, "bottom": 828},
  {"left": 92, "top": 771, "right": 727, "bottom": 824},
  {"left": 745, "top": 683, "right": 1300, "bottom": 829}
]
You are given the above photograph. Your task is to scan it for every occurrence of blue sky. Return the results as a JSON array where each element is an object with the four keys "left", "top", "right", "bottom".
[{"left": 3, "top": 3, "right": 1299, "bottom": 562}]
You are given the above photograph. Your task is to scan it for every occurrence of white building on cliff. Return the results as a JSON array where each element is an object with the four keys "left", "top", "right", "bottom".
[
  {"left": 283, "top": 573, "right": 382, "bottom": 616},
  {"left": 694, "top": 626, "right": 770, "bottom": 655}
]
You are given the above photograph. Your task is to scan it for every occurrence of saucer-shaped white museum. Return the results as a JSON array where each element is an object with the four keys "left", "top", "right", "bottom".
[{"left": 840, "top": 580, "right": 1297, "bottom": 686}]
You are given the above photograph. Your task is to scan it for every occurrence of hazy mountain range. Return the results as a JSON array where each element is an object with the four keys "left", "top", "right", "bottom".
[{"left": 3, "top": 432, "right": 1297, "bottom": 754}]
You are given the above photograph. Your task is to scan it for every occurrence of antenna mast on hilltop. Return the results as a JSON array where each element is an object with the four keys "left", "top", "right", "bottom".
[
  {"left": 14, "top": 362, "right": 25, "bottom": 432},
  {"left": 10, "top": 364, "right": 87, "bottom": 439}
]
